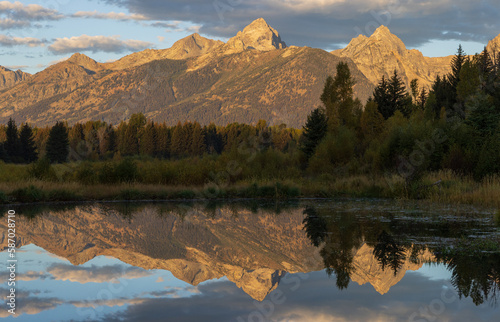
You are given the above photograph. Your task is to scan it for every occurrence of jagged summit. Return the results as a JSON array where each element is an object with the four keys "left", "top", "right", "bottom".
[
  {"left": 168, "top": 33, "right": 223, "bottom": 58},
  {"left": 333, "top": 25, "right": 452, "bottom": 89},
  {"left": 67, "top": 53, "right": 103, "bottom": 71},
  {"left": 486, "top": 33, "right": 500, "bottom": 57},
  {"left": 224, "top": 18, "right": 286, "bottom": 53},
  {"left": 373, "top": 25, "right": 391, "bottom": 35},
  {"left": 0, "top": 65, "right": 31, "bottom": 90},
  {"left": 107, "top": 33, "right": 222, "bottom": 70}
]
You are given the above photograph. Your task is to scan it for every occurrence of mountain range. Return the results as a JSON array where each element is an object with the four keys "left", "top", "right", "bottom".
[
  {"left": 0, "top": 205, "right": 434, "bottom": 300},
  {"left": 1, "top": 18, "right": 498, "bottom": 127}
]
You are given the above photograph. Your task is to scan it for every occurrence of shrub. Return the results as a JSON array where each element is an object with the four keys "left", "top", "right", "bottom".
[
  {"left": 98, "top": 163, "right": 118, "bottom": 184},
  {"left": 28, "top": 158, "right": 57, "bottom": 181},
  {"left": 74, "top": 162, "right": 97, "bottom": 185},
  {"left": 0, "top": 191, "right": 8, "bottom": 203},
  {"left": 10, "top": 185, "right": 44, "bottom": 203},
  {"left": 115, "top": 158, "right": 138, "bottom": 183},
  {"left": 474, "top": 134, "right": 500, "bottom": 181},
  {"left": 308, "top": 126, "right": 356, "bottom": 175},
  {"left": 47, "top": 189, "right": 80, "bottom": 202},
  {"left": 118, "top": 189, "right": 143, "bottom": 201}
]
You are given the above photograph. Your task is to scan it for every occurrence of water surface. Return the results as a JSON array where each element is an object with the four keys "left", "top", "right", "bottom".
[{"left": 1, "top": 199, "right": 499, "bottom": 321}]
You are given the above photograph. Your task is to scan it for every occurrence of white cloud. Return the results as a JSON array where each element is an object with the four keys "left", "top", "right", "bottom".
[
  {"left": 0, "top": 34, "right": 46, "bottom": 47},
  {"left": 72, "top": 10, "right": 148, "bottom": 21},
  {"left": 5, "top": 64, "right": 28, "bottom": 69},
  {"left": 0, "top": 1, "right": 63, "bottom": 29},
  {"left": 48, "top": 35, "right": 153, "bottom": 54},
  {"left": 0, "top": 17, "right": 29, "bottom": 29},
  {"left": 47, "top": 264, "right": 153, "bottom": 284}
]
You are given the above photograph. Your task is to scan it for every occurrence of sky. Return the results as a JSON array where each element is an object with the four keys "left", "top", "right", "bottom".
[
  {"left": 1, "top": 0, "right": 499, "bottom": 74},
  {"left": 1, "top": 244, "right": 497, "bottom": 322}
]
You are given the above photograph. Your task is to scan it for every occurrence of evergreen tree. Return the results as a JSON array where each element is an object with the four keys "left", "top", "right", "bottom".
[
  {"left": 156, "top": 124, "right": 171, "bottom": 158},
  {"left": 321, "top": 62, "right": 360, "bottom": 130},
  {"left": 68, "top": 123, "right": 86, "bottom": 160},
  {"left": 360, "top": 100, "right": 385, "bottom": 140},
  {"left": 5, "top": 118, "right": 20, "bottom": 163},
  {"left": 0, "top": 142, "right": 6, "bottom": 162},
  {"left": 387, "top": 70, "right": 412, "bottom": 117},
  {"left": 170, "top": 121, "right": 185, "bottom": 157},
  {"left": 19, "top": 123, "right": 38, "bottom": 163},
  {"left": 410, "top": 79, "right": 419, "bottom": 103},
  {"left": 140, "top": 121, "right": 157, "bottom": 156},
  {"left": 466, "top": 91, "right": 500, "bottom": 136},
  {"left": 204, "top": 123, "right": 222, "bottom": 154},
  {"left": 374, "top": 71, "right": 412, "bottom": 119},
  {"left": 449, "top": 45, "right": 467, "bottom": 89},
  {"left": 300, "top": 107, "right": 328, "bottom": 158},
  {"left": 122, "top": 125, "right": 139, "bottom": 156},
  {"left": 373, "top": 75, "right": 391, "bottom": 119},
  {"left": 418, "top": 87, "right": 428, "bottom": 110},
  {"left": 190, "top": 122, "right": 206, "bottom": 156},
  {"left": 97, "top": 125, "right": 116, "bottom": 157},
  {"left": 45, "top": 121, "right": 69, "bottom": 163},
  {"left": 445, "top": 45, "right": 468, "bottom": 119}
]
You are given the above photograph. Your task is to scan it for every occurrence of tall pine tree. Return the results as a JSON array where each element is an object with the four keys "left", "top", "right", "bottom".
[
  {"left": 46, "top": 122, "right": 69, "bottom": 163},
  {"left": 321, "top": 62, "right": 361, "bottom": 130},
  {"left": 19, "top": 123, "right": 38, "bottom": 163},
  {"left": 5, "top": 118, "right": 20, "bottom": 163},
  {"left": 300, "top": 107, "right": 328, "bottom": 159}
]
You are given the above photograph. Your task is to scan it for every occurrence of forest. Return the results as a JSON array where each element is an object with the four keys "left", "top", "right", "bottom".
[{"left": 0, "top": 46, "right": 499, "bottom": 205}]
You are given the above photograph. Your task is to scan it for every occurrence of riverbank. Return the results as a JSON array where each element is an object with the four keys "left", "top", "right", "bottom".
[{"left": 0, "top": 168, "right": 499, "bottom": 208}]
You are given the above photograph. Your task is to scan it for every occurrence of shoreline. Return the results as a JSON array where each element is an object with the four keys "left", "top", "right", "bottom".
[{"left": 1, "top": 174, "right": 499, "bottom": 209}]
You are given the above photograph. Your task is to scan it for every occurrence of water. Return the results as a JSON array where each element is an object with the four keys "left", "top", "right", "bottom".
[{"left": 1, "top": 199, "right": 499, "bottom": 321}]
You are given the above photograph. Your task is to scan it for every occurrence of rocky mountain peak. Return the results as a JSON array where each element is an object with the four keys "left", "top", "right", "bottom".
[
  {"left": 169, "top": 33, "right": 224, "bottom": 58},
  {"left": 373, "top": 25, "right": 391, "bottom": 36},
  {"left": 0, "top": 65, "right": 31, "bottom": 90},
  {"left": 224, "top": 18, "right": 286, "bottom": 53},
  {"left": 67, "top": 53, "right": 103, "bottom": 72},
  {"left": 486, "top": 33, "right": 500, "bottom": 57},
  {"left": 333, "top": 25, "right": 452, "bottom": 90}
]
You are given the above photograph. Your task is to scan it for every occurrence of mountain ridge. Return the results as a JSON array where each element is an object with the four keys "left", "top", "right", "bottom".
[
  {"left": 0, "top": 66, "right": 31, "bottom": 91},
  {"left": 332, "top": 25, "right": 454, "bottom": 89},
  {"left": 0, "top": 19, "right": 497, "bottom": 127}
]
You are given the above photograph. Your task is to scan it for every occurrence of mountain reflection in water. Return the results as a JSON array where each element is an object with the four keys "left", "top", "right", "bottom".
[{"left": 0, "top": 200, "right": 499, "bottom": 321}]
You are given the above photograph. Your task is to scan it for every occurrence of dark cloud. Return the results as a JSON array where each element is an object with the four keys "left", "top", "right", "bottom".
[{"left": 104, "top": 0, "right": 500, "bottom": 50}]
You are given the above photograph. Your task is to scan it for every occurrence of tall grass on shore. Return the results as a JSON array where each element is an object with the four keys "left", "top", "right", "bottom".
[{"left": 0, "top": 160, "right": 499, "bottom": 207}]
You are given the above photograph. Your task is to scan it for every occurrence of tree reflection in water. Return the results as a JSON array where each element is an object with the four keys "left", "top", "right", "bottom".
[{"left": 303, "top": 205, "right": 500, "bottom": 305}]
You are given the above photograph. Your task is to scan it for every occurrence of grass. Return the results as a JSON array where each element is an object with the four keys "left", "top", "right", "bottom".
[{"left": 0, "top": 161, "right": 499, "bottom": 207}]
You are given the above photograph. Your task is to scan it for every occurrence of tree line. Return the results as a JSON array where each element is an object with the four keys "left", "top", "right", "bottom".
[
  {"left": 1, "top": 45, "right": 499, "bottom": 186},
  {"left": 0, "top": 114, "right": 300, "bottom": 164},
  {"left": 301, "top": 45, "right": 500, "bottom": 183}
]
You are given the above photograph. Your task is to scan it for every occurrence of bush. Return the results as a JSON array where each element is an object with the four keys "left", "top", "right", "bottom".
[
  {"left": 28, "top": 158, "right": 57, "bottom": 181},
  {"left": 474, "top": 135, "right": 500, "bottom": 181},
  {"left": 74, "top": 162, "right": 97, "bottom": 185},
  {"left": 98, "top": 163, "right": 118, "bottom": 184},
  {"left": 115, "top": 158, "right": 138, "bottom": 183},
  {"left": 10, "top": 185, "right": 45, "bottom": 203},
  {"left": 308, "top": 126, "right": 356, "bottom": 175},
  {"left": 118, "top": 189, "right": 143, "bottom": 201},
  {"left": 47, "top": 189, "right": 80, "bottom": 202},
  {"left": 0, "top": 191, "right": 8, "bottom": 203},
  {"left": 441, "top": 144, "right": 473, "bottom": 175}
]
